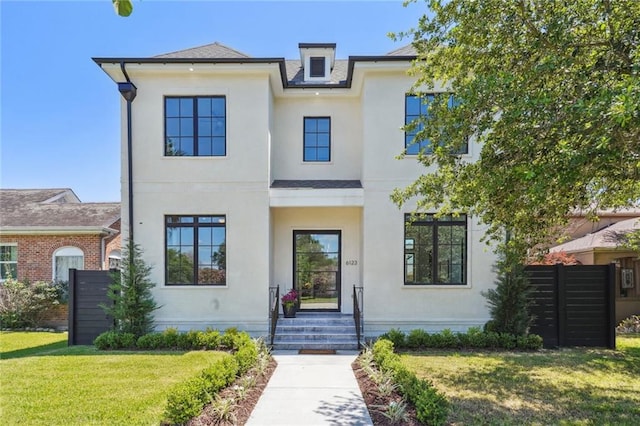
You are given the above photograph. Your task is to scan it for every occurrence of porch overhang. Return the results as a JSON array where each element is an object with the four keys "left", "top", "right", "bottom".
[{"left": 269, "top": 180, "right": 364, "bottom": 207}]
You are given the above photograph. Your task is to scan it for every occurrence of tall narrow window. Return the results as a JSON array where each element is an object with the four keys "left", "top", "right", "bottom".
[
  {"left": 304, "top": 117, "right": 331, "bottom": 162},
  {"left": 0, "top": 244, "right": 17, "bottom": 281},
  {"left": 53, "top": 247, "right": 84, "bottom": 283},
  {"left": 405, "top": 93, "right": 467, "bottom": 155},
  {"left": 165, "top": 96, "right": 226, "bottom": 156},
  {"left": 404, "top": 214, "right": 467, "bottom": 285},
  {"left": 166, "top": 215, "right": 226, "bottom": 285}
]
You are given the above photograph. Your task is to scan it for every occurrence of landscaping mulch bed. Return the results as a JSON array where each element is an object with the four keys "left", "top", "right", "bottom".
[
  {"left": 189, "top": 355, "right": 421, "bottom": 425},
  {"left": 189, "top": 358, "right": 277, "bottom": 426},
  {"left": 352, "top": 360, "right": 421, "bottom": 426}
]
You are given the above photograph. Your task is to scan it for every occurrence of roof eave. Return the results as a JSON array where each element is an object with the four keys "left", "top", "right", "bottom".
[{"left": 0, "top": 226, "right": 118, "bottom": 236}]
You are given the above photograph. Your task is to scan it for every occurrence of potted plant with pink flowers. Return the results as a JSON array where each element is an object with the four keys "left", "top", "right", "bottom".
[{"left": 281, "top": 288, "right": 299, "bottom": 318}]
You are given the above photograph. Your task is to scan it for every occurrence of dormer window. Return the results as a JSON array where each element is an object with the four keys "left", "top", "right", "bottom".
[
  {"left": 299, "top": 43, "right": 335, "bottom": 83},
  {"left": 310, "top": 57, "right": 326, "bottom": 78}
]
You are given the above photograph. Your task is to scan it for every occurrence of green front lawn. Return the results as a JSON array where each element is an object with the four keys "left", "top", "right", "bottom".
[
  {"left": 0, "top": 331, "right": 225, "bottom": 425},
  {"left": 401, "top": 335, "right": 640, "bottom": 425}
]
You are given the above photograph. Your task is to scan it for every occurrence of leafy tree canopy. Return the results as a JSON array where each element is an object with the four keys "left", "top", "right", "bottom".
[
  {"left": 392, "top": 0, "right": 640, "bottom": 255},
  {"left": 113, "top": 0, "right": 133, "bottom": 17}
]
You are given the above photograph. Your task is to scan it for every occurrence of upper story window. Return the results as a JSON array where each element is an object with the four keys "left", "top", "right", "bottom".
[
  {"left": 405, "top": 94, "right": 468, "bottom": 155},
  {"left": 309, "top": 57, "right": 326, "bottom": 78},
  {"left": 303, "top": 117, "right": 331, "bottom": 162},
  {"left": 165, "top": 96, "right": 226, "bottom": 157},
  {"left": 166, "top": 215, "right": 226, "bottom": 285},
  {"left": 404, "top": 214, "right": 467, "bottom": 285},
  {"left": 0, "top": 244, "right": 17, "bottom": 281}
]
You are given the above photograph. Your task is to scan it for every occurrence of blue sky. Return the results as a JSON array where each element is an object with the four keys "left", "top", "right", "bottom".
[{"left": 1, "top": 1, "right": 425, "bottom": 202}]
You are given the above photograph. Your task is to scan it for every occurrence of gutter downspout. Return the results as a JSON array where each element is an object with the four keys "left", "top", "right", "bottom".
[{"left": 117, "top": 62, "right": 137, "bottom": 245}]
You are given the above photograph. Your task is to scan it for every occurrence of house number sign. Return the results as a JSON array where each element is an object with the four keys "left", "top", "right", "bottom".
[{"left": 345, "top": 260, "right": 358, "bottom": 266}]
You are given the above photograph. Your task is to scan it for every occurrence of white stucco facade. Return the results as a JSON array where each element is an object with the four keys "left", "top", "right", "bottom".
[{"left": 96, "top": 42, "right": 497, "bottom": 338}]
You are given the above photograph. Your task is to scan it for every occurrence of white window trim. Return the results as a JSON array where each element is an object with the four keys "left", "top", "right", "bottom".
[
  {"left": 52, "top": 246, "right": 84, "bottom": 281},
  {"left": 0, "top": 243, "right": 17, "bottom": 282}
]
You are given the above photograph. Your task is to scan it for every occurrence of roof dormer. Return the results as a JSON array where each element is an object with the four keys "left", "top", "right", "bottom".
[{"left": 298, "top": 43, "right": 336, "bottom": 82}]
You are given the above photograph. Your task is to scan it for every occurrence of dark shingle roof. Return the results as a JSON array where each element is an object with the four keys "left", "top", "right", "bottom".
[
  {"left": 386, "top": 44, "right": 417, "bottom": 56},
  {"left": 271, "top": 180, "right": 362, "bottom": 189},
  {"left": 155, "top": 42, "right": 251, "bottom": 59},
  {"left": 285, "top": 60, "right": 349, "bottom": 85},
  {"left": 0, "top": 189, "right": 120, "bottom": 230}
]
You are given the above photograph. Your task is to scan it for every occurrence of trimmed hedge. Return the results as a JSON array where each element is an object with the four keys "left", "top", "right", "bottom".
[
  {"left": 373, "top": 339, "right": 449, "bottom": 425},
  {"left": 380, "top": 327, "right": 543, "bottom": 351},
  {"left": 94, "top": 327, "right": 238, "bottom": 351}
]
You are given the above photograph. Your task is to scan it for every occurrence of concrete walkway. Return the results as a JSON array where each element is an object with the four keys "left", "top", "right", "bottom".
[{"left": 246, "top": 351, "right": 373, "bottom": 426}]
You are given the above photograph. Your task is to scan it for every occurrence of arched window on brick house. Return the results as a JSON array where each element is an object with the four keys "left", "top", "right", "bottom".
[{"left": 53, "top": 246, "right": 84, "bottom": 283}]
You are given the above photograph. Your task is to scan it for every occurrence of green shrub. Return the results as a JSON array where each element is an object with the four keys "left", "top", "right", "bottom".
[
  {"left": 0, "top": 278, "right": 60, "bottom": 328},
  {"left": 181, "top": 330, "right": 202, "bottom": 350},
  {"left": 235, "top": 341, "right": 258, "bottom": 375},
  {"left": 162, "top": 327, "right": 180, "bottom": 348},
  {"left": 439, "top": 329, "right": 459, "bottom": 348},
  {"left": 406, "top": 329, "right": 429, "bottom": 348},
  {"left": 220, "top": 327, "right": 239, "bottom": 349},
  {"left": 198, "top": 329, "right": 221, "bottom": 350},
  {"left": 164, "top": 376, "right": 209, "bottom": 424},
  {"left": 499, "top": 333, "right": 517, "bottom": 349},
  {"left": 136, "top": 332, "right": 165, "bottom": 350},
  {"left": 201, "top": 355, "right": 238, "bottom": 394},
  {"left": 372, "top": 338, "right": 449, "bottom": 425},
  {"left": 93, "top": 331, "right": 136, "bottom": 350},
  {"left": 379, "top": 328, "right": 406, "bottom": 348}
]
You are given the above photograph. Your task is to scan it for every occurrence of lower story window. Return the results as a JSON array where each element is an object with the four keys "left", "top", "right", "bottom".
[
  {"left": 53, "top": 246, "right": 84, "bottom": 282},
  {"left": 0, "top": 244, "right": 17, "bottom": 281},
  {"left": 166, "top": 215, "right": 226, "bottom": 285},
  {"left": 404, "top": 214, "right": 467, "bottom": 285}
]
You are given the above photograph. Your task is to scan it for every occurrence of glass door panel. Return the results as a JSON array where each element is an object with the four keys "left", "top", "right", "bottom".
[{"left": 294, "top": 231, "right": 340, "bottom": 311}]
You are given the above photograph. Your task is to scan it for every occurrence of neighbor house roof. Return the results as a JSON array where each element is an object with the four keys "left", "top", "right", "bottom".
[
  {"left": 550, "top": 217, "right": 640, "bottom": 253},
  {"left": 0, "top": 189, "right": 120, "bottom": 235}
]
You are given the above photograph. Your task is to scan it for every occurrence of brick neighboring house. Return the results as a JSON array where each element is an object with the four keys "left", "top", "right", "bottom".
[{"left": 0, "top": 188, "right": 121, "bottom": 283}]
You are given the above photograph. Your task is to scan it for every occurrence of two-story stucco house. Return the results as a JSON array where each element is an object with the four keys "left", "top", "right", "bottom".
[{"left": 93, "top": 42, "right": 498, "bottom": 342}]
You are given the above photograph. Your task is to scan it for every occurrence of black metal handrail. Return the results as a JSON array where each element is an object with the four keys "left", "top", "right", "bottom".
[
  {"left": 269, "top": 285, "right": 280, "bottom": 346},
  {"left": 353, "top": 285, "right": 364, "bottom": 349}
]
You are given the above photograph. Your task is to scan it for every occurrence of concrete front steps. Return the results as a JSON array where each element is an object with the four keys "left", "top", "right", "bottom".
[{"left": 272, "top": 312, "right": 359, "bottom": 351}]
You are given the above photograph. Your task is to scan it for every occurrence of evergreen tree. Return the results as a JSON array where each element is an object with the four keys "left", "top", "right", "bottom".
[
  {"left": 483, "top": 243, "right": 533, "bottom": 336},
  {"left": 101, "top": 242, "right": 159, "bottom": 337}
]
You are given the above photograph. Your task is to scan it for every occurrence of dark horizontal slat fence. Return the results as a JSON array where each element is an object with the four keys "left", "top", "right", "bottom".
[
  {"left": 526, "top": 264, "right": 615, "bottom": 349},
  {"left": 68, "top": 269, "right": 113, "bottom": 345}
]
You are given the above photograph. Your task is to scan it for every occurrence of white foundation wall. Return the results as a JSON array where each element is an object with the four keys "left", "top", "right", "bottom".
[{"left": 271, "top": 207, "right": 362, "bottom": 314}]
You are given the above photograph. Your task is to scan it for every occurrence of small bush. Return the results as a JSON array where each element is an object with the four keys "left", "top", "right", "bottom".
[
  {"left": 379, "top": 328, "right": 406, "bottom": 348},
  {"left": 162, "top": 327, "right": 180, "bottom": 348},
  {"left": 164, "top": 376, "right": 209, "bottom": 424},
  {"left": 235, "top": 341, "right": 258, "bottom": 375},
  {"left": 136, "top": 332, "right": 165, "bottom": 350},
  {"left": 198, "top": 329, "right": 221, "bottom": 349},
  {"left": 373, "top": 339, "right": 449, "bottom": 425},
  {"left": 406, "top": 329, "right": 429, "bottom": 348},
  {"left": 93, "top": 331, "right": 136, "bottom": 350},
  {"left": 220, "top": 327, "right": 240, "bottom": 349}
]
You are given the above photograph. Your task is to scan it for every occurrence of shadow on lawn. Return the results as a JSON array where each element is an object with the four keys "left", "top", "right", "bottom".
[
  {"left": 1, "top": 340, "right": 69, "bottom": 360},
  {"left": 2, "top": 343, "right": 193, "bottom": 360}
]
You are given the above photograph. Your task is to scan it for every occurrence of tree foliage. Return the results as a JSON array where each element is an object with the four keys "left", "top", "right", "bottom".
[
  {"left": 112, "top": 0, "right": 133, "bottom": 17},
  {"left": 101, "top": 242, "right": 159, "bottom": 337},
  {"left": 392, "top": 0, "right": 640, "bottom": 256}
]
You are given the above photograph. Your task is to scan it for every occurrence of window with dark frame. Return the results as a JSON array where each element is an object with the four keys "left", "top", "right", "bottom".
[
  {"left": 303, "top": 117, "right": 331, "bottom": 162},
  {"left": 165, "top": 96, "right": 226, "bottom": 157},
  {"left": 165, "top": 215, "right": 226, "bottom": 285},
  {"left": 309, "top": 57, "right": 326, "bottom": 78},
  {"left": 405, "top": 93, "right": 468, "bottom": 155},
  {"left": 404, "top": 214, "right": 467, "bottom": 285}
]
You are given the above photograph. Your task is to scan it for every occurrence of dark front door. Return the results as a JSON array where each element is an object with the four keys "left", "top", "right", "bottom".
[{"left": 294, "top": 230, "right": 341, "bottom": 311}]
